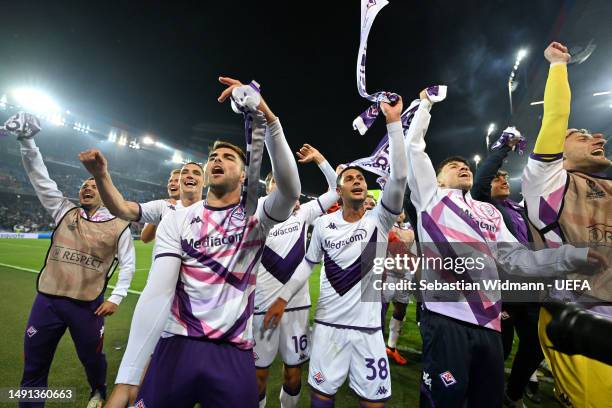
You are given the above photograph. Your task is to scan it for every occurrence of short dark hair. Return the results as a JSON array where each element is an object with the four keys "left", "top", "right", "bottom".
[
  {"left": 435, "top": 156, "right": 470, "bottom": 176},
  {"left": 209, "top": 140, "right": 247, "bottom": 165},
  {"left": 494, "top": 169, "right": 508, "bottom": 179},
  {"left": 182, "top": 162, "right": 204, "bottom": 172},
  {"left": 336, "top": 166, "right": 365, "bottom": 186}
]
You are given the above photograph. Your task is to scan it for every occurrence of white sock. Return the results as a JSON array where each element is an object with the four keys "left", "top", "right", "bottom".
[
  {"left": 530, "top": 371, "right": 538, "bottom": 382},
  {"left": 388, "top": 317, "right": 403, "bottom": 349},
  {"left": 259, "top": 394, "right": 267, "bottom": 408},
  {"left": 279, "top": 385, "right": 300, "bottom": 408}
]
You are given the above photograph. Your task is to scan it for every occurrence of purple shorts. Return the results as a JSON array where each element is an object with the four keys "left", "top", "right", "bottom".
[{"left": 134, "top": 335, "right": 258, "bottom": 407}]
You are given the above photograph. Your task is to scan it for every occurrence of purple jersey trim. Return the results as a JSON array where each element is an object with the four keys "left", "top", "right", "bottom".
[
  {"left": 155, "top": 252, "right": 182, "bottom": 260},
  {"left": 263, "top": 202, "right": 290, "bottom": 223},
  {"left": 529, "top": 152, "right": 563, "bottom": 162},
  {"left": 316, "top": 198, "right": 325, "bottom": 215},
  {"left": 305, "top": 257, "right": 320, "bottom": 265},
  {"left": 380, "top": 199, "right": 401, "bottom": 216},
  {"left": 314, "top": 319, "right": 381, "bottom": 332},
  {"left": 253, "top": 305, "right": 311, "bottom": 315}
]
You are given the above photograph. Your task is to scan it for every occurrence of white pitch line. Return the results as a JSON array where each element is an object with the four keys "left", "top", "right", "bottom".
[{"left": 0, "top": 262, "right": 143, "bottom": 295}]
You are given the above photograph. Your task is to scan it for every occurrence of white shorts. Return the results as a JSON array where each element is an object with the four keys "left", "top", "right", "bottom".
[
  {"left": 308, "top": 323, "right": 391, "bottom": 402},
  {"left": 382, "top": 272, "right": 411, "bottom": 304},
  {"left": 252, "top": 308, "right": 310, "bottom": 368}
]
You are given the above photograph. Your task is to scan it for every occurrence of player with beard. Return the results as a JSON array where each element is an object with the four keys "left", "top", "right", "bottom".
[
  {"left": 522, "top": 41, "right": 612, "bottom": 408},
  {"left": 94, "top": 76, "right": 300, "bottom": 408},
  {"left": 254, "top": 144, "right": 339, "bottom": 408},
  {"left": 404, "top": 88, "right": 606, "bottom": 408},
  {"left": 141, "top": 169, "right": 181, "bottom": 243},
  {"left": 8, "top": 116, "right": 136, "bottom": 408},
  {"left": 264, "top": 96, "right": 408, "bottom": 407}
]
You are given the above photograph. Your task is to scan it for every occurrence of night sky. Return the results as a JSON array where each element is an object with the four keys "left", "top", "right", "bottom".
[{"left": 1, "top": 0, "right": 610, "bottom": 195}]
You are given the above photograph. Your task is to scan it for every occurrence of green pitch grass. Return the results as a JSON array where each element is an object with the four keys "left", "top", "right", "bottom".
[{"left": 0, "top": 239, "right": 561, "bottom": 407}]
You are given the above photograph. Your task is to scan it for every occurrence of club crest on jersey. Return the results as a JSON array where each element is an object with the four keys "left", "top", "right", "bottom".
[
  {"left": 313, "top": 371, "right": 326, "bottom": 385},
  {"left": 26, "top": 326, "right": 37, "bottom": 338},
  {"left": 439, "top": 371, "right": 457, "bottom": 387},
  {"left": 230, "top": 206, "right": 246, "bottom": 221}
]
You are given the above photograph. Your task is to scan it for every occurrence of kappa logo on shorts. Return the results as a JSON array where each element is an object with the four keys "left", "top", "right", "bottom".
[
  {"left": 439, "top": 371, "right": 457, "bottom": 387},
  {"left": 376, "top": 386, "right": 388, "bottom": 396},
  {"left": 26, "top": 326, "right": 37, "bottom": 338},
  {"left": 313, "top": 371, "right": 325, "bottom": 385},
  {"left": 298, "top": 352, "right": 307, "bottom": 361},
  {"left": 422, "top": 371, "right": 432, "bottom": 390},
  {"left": 135, "top": 399, "right": 147, "bottom": 408}
]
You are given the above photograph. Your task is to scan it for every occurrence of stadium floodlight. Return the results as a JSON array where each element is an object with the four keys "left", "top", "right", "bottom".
[
  {"left": 108, "top": 131, "right": 117, "bottom": 142},
  {"left": 12, "top": 88, "right": 60, "bottom": 116},
  {"left": 142, "top": 135, "right": 155, "bottom": 145},
  {"left": 593, "top": 91, "right": 611, "bottom": 96},
  {"left": 172, "top": 151, "right": 184, "bottom": 163},
  {"left": 118, "top": 135, "right": 127, "bottom": 146},
  {"left": 530, "top": 100, "right": 544, "bottom": 106},
  {"left": 473, "top": 154, "right": 481, "bottom": 169},
  {"left": 0, "top": 94, "right": 7, "bottom": 110},
  {"left": 516, "top": 49, "right": 528, "bottom": 62},
  {"left": 485, "top": 123, "right": 496, "bottom": 152},
  {"left": 129, "top": 140, "right": 141, "bottom": 150}
]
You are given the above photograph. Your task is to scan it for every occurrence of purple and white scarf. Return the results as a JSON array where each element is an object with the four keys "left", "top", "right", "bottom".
[
  {"left": 1, "top": 112, "right": 41, "bottom": 139},
  {"left": 490, "top": 126, "right": 526, "bottom": 155},
  {"left": 349, "top": 86, "right": 447, "bottom": 189},
  {"left": 353, "top": 0, "right": 400, "bottom": 135},
  {"left": 230, "top": 81, "right": 265, "bottom": 216}
]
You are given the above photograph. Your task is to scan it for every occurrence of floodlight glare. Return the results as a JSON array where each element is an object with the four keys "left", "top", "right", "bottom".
[
  {"left": 487, "top": 123, "right": 496, "bottom": 136},
  {"left": 172, "top": 151, "right": 184, "bottom": 163},
  {"left": 142, "top": 135, "right": 155, "bottom": 145},
  {"left": 517, "top": 49, "right": 528, "bottom": 61},
  {"left": 12, "top": 88, "right": 60, "bottom": 116}
]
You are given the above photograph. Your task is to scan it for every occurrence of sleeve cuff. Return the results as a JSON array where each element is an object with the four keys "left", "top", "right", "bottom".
[
  {"left": 107, "top": 294, "right": 124, "bottom": 306},
  {"left": 19, "top": 138, "right": 37, "bottom": 149},
  {"left": 386, "top": 121, "right": 403, "bottom": 133},
  {"left": 420, "top": 99, "right": 433, "bottom": 110},
  {"left": 550, "top": 62, "right": 567, "bottom": 67},
  {"left": 115, "top": 367, "right": 145, "bottom": 386},
  {"left": 278, "top": 287, "right": 293, "bottom": 302}
]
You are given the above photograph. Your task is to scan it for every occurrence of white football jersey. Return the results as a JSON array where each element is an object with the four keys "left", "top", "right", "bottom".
[
  {"left": 138, "top": 199, "right": 184, "bottom": 225},
  {"left": 153, "top": 199, "right": 277, "bottom": 349},
  {"left": 306, "top": 204, "right": 397, "bottom": 329},
  {"left": 254, "top": 197, "right": 327, "bottom": 313}
]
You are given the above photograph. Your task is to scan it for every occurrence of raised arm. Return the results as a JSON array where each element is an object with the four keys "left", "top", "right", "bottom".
[
  {"left": 378, "top": 97, "right": 408, "bottom": 215},
  {"left": 532, "top": 42, "right": 571, "bottom": 158},
  {"left": 261, "top": 116, "right": 301, "bottom": 223},
  {"left": 405, "top": 94, "right": 436, "bottom": 211},
  {"left": 79, "top": 149, "right": 141, "bottom": 221},
  {"left": 18, "top": 138, "right": 76, "bottom": 223},
  {"left": 295, "top": 144, "right": 339, "bottom": 223},
  {"left": 471, "top": 145, "right": 511, "bottom": 202}
]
